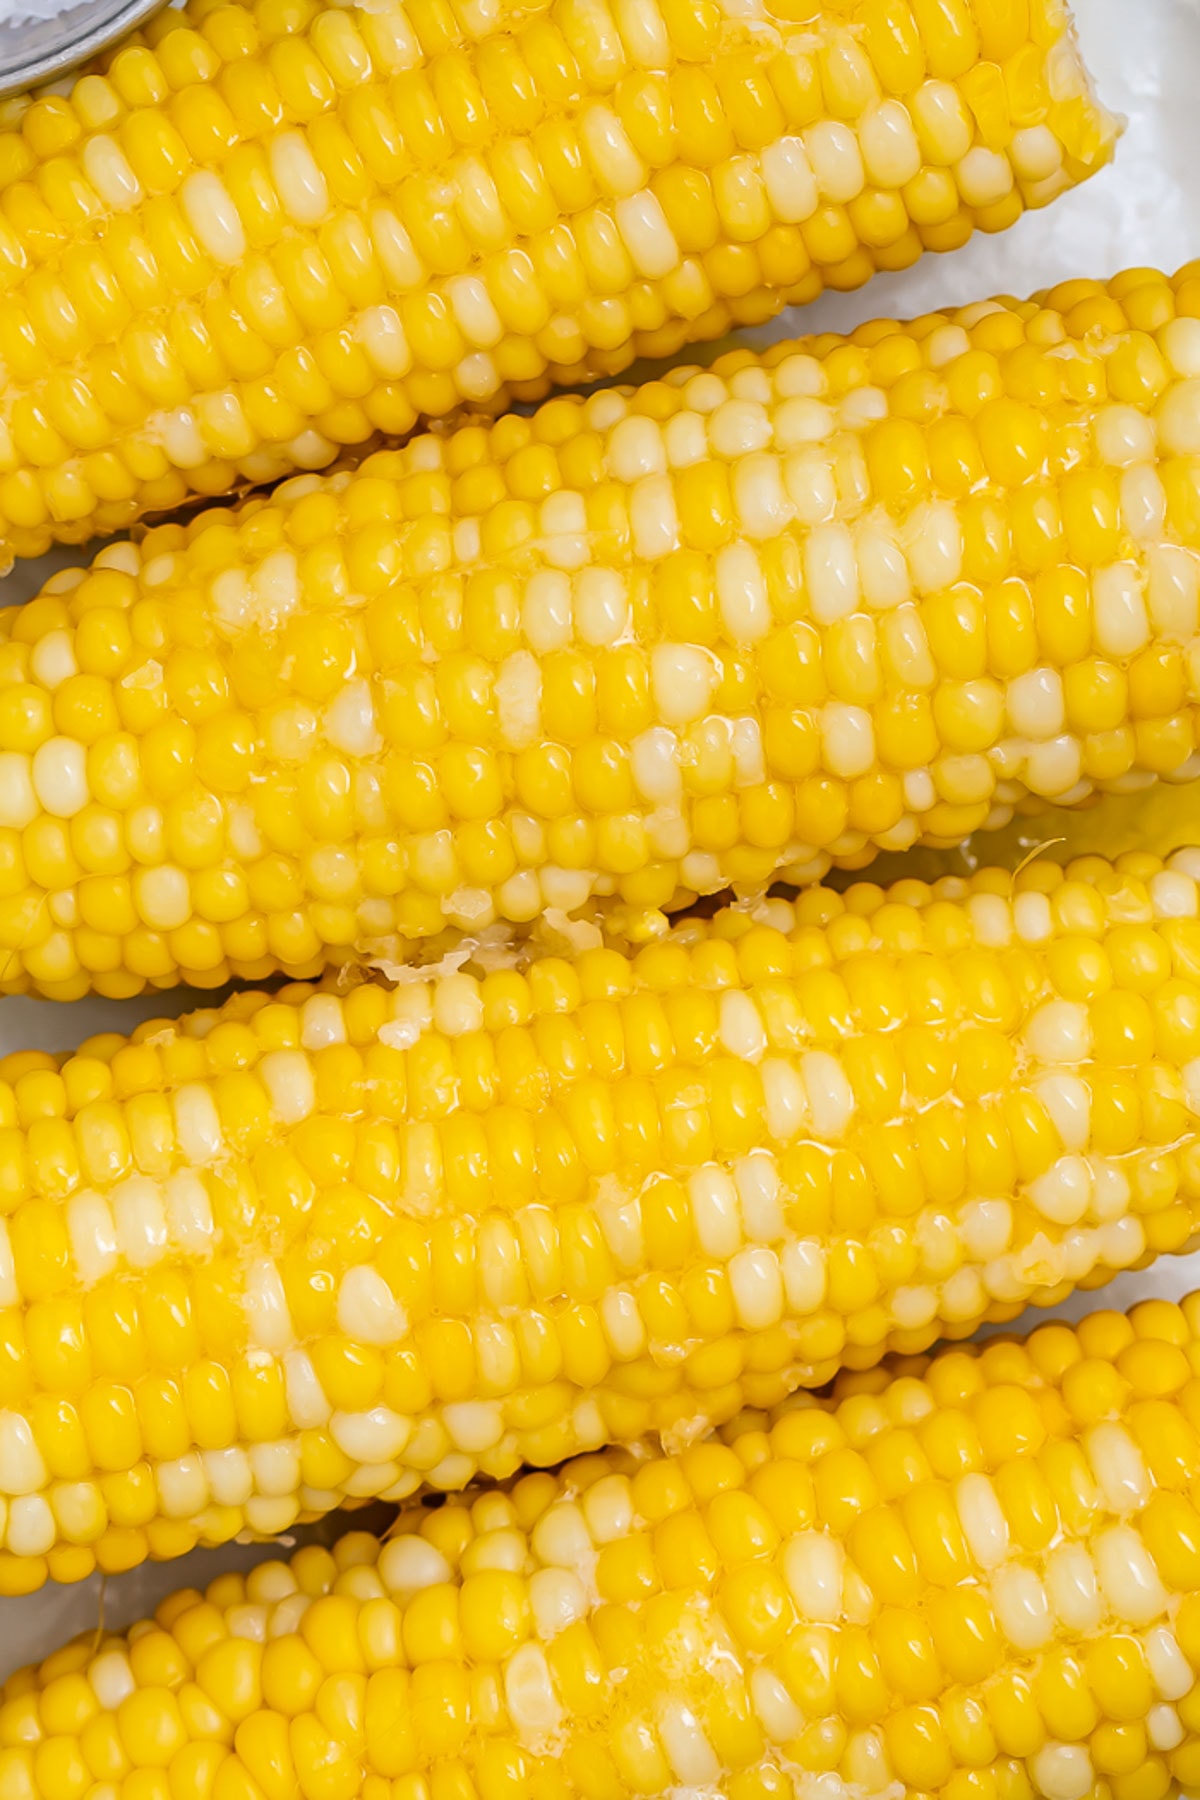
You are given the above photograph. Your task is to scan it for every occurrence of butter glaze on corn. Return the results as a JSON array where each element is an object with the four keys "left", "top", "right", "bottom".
[
  {"left": 5, "top": 269, "right": 1200, "bottom": 996},
  {"left": 0, "top": 850, "right": 1199, "bottom": 1591},
  {"left": 13, "top": 1300, "right": 1200, "bottom": 1800},
  {"left": 0, "top": 0, "right": 1115, "bottom": 561}
]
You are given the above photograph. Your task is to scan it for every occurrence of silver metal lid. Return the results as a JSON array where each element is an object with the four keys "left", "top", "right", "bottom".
[{"left": 0, "top": 0, "right": 164, "bottom": 101}]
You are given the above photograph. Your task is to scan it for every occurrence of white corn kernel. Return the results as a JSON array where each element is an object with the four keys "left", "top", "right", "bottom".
[
  {"left": 956, "top": 1474, "right": 1010, "bottom": 1570},
  {"left": 992, "top": 1564, "right": 1052, "bottom": 1650},
  {"left": 1045, "top": 1542, "right": 1102, "bottom": 1632},
  {"left": 337, "top": 1265, "right": 407, "bottom": 1346},
  {"left": 1086, "top": 1422, "right": 1149, "bottom": 1512},
  {"left": 729, "top": 1247, "right": 784, "bottom": 1329},
  {"left": 782, "top": 1532, "right": 843, "bottom": 1622},
  {"left": 1094, "top": 1523, "right": 1168, "bottom": 1622},
  {"left": 378, "top": 1536, "right": 454, "bottom": 1594},
  {"left": 270, "top": 131, "right": 330, "bottom": 224},
  {"left": 181, "top": 172, "right": 246, "bottom": 264},
  {"left": 259, "top": 1051, "right": 316, "bottom": 1124},
  {"left": 1030, "top": 1745, "right": 1093, "bottom": 1800},
  {"left": 31, "top": 738, "right": 88, "bottom": 817}
]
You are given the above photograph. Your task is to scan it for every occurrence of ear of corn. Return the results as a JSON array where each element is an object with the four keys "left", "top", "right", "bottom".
[
  {"left": 9, "top": 1296, "right": 1200, "bottom": 1800},
  {"left": 0, "top": 849, "right": 1198, "bottom": 1591},
  {"left": 0, "top": 0, "right": 1116, "bottom": 564},
  {"left": 4, "top": 267, "right": 1200, "bottom": 997}
]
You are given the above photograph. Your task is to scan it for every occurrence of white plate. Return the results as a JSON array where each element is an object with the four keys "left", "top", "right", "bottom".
[{"left": 1, "top": 0, "right": 1198, "bottom": 1672}]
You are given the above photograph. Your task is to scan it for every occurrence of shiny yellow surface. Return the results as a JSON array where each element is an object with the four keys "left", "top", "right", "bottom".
[
  {"left": 0, "top": 850, "right": 1196, "bottom": 1591},
  {"left": 859, "top": 776, "right": 1200, "bottom": 887},
  {"left": 0, "top": 0, "right": 1116, "bottom": 562},
  {"left": 3, "top": 269, "right": 1200, "bottom": 996},
  {"left": 7, "top": 1296, "right": 1200, "bottom": 1799}
]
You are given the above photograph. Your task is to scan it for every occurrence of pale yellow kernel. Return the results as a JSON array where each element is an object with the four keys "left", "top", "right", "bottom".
[
  {"left": 1086, "top": 1423, "right": 1149, "bottom": 1513},
  {"left": 781, "top": 1238, "right": 826, "bottom": 1313},
  {"left": 1156, "top": 376, "right": 1200, "bottom": 454},
  {"left": 575, "top": 568, "right": 630, "bottom": 647},
  {"left": 750, "top": 1667, "right": 803, "bottom": 1743},
  {"left": 331, "top": 1408, "right": 412, "bottom": 1462},
  {"left": 113, "top": 1176, "right": 169, "bottom": 1269},
  {"left": 803, "top": 120, "right": 865, "bottom": 203},
  {"left": 860, "top": 102, "right": 921, "bottom": 187},
  {"left": 614, "top": 192, "right": 678, "bottom": 278},
  {"left": 804, "top": 523, "right": 859, "bottom": 622},
  {"left": 822, "top": 702, "right": 874, "bottom": 778},
  {"left": 504, "top": 1644, "right": 563, "bottom": 1736},
  {"left": 285, "top": 1351, "right": 332, "bottom": 1428},
  {"left": 1145, "top": 1627, "right": 1194, "bottom": 1701},
  {"left": 0, "top": 755, "right": 38, "bottom": 829},
  {"left": 801, "top": 1050, "right": 854, "bottom": 1139},
  {"left": 761, "top": 137, "right": 818, "bottom": 222},
  {"left": 956, "top": 1473, "right": 1009, "bottom": 1569},
  {"left": 529, "top": 1567, "right": 588, "bottom": 1639},
  {"left": 134, "top": 865, "right": 191, "bottom": 931},
  {"left": 629, "top": 475, "right": 679, "bottom": 561},
  {"left": 956, "top": 146, "right": 1014, "bottom": 206},
  {"left": 992, "top": 1563, "right": 1052, "bottom": 1650},
  {"left": 31, "top": 738, "right": 88, "bottom": 817},
  {"left": 1160, "top": 317, "right": 1200, "bottom": 377},
  {"left": 1024, "top": 999, "right": 1091, "bottom": 1065},
  {"left": 781, "top": 1532, "right": 843, "bottom": 1622},
  {"left": 729, "top": 1247, "right": 784, "bottom": 1329},
  {"left": 0, "top": 1414, "right": 47, "bottom": 1498},
  {"left": 716, "top": 543, "right": 771, "bottom": 641},
  {"left": 82, "top": 134, "right": 143, "bottom": 207},
  {"left": 1033, "top": 1075, "right": 1091, "bottom": 1151},
  {"left": 1045, "top": 1542, "right": 1102, "bottom": 1631},
  {"left": 244, "top": 1258, "right": 294, "bottom": 1351},
  {"left": 1028, "top": 1154, "right": 1091, "bottom": 1225},
  {"left": 7, "top": 1495, "right": 56, "bottom": 1556},
  {"left": 1030, "top": 1745, "right": 1094, "bottom": 1800},
  {"left": 270, "top": 130, "right": 331, "bottom": 225},
  {"left": 31, "top": 630, "right": 78, "bottom": 689},
  {"left": 378, "top": 1536, "right": 454, "bottom": 1594},
  {"left": 258, "top": 1051, "right": 316, "bottom": 1124},
  {"left": 1011, "top": 124, "right": 1063, "bottom": 181},
  {"left": 659, "top": 1699, "right": 720, "bottom": 1787},
  {"left": 166, "top": 1170, "right": 215, "bottom": 1252},
  {"left": 181, "top": 172, "right": 247, "bottom": 265},
  {"left": 1093, "top": 568, "right": 1151, "bottom": 659},
  {"left": 1094, "top": 1524, "right": 1168, "bottom": 1623},
  {"left": 651, "top": 643, "right": 716, "bottom": 723},
  {"left": 172, "top": 1085, "right": 224, "bottom": 1162}
]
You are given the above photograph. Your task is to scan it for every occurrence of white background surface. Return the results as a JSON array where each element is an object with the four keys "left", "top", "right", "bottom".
[{"left": 1, "top": 0, "right": 1199, "bottom": 1677}]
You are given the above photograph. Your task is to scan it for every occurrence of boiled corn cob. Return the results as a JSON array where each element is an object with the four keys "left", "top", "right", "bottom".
[
  {"left": 6, "top": 268, "right": 1200, "bottom": 999},
  {"left": 0, "top": 0, "right": 1116, "bottom": 564},
  {"left": 12, "top": 1298, "right": 1200, "bottom": 1800},
  {"left": 1, "top": 848, "right": 1200, "bottom": 1593}
]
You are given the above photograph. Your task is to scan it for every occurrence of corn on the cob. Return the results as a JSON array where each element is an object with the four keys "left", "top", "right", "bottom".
[
  {"left": 5, "top": 267, "right": 1200, "bottom": 999},
  {"left": 11, "top": 1296, "right": 1200, "bottom": 1800},
  {"left": 0, "top": 848, "right": 1199, "bottom": 1593},
  {"left": 0, "top": 0, "right": 1115, "bottom": 564}
]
